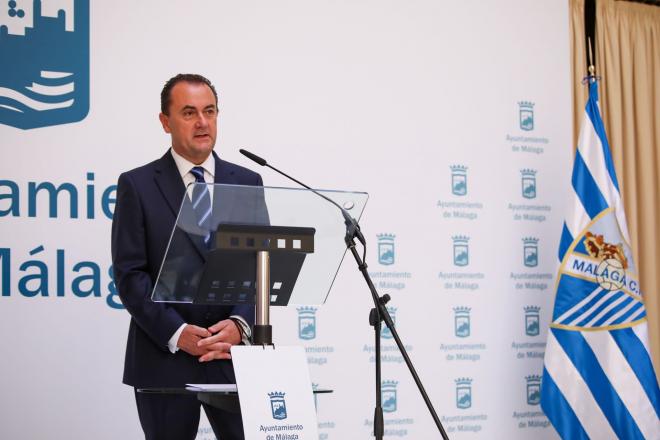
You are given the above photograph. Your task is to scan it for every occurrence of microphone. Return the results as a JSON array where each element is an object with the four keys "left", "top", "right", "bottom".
[
  {"left": 239, "top": 149, "right": 267, "bottom": 166},
  {"left": 239, "top": 148, "right": 365, "bottom": 245}
]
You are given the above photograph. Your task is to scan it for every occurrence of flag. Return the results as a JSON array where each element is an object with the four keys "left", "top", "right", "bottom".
[{"left": 541, "top": 79, "right": 660, "bottom": 439}]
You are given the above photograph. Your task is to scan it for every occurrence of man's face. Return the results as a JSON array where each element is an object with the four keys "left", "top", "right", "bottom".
[{"left": 159, "top": 81, "right": 218, "bottom": 164}]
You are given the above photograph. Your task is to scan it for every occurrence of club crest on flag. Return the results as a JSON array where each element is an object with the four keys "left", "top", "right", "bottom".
[
  {"left": 450, "top": 165, "right": 468, "bottom": 196},
  {"left": 297, "top": 307, "right": 317, "bottom": 340},
  {"left": 377, "top": 233, "right": 395, "bottom": 265},
  {"left": 453, "top": 306, "right": 471, "bottom": 338},
  {"left": 518, "top": 101, "right": 534, "bottom": 131},
  {"left": 455, "top": 378, "right": 472, "bottom": 409},
  {"left": 452, "top": 235, "right": 469, "bottom": 267},
  {"left": 558, "top": 215, "right": 641, "bottom": 325},
  {"left": 521, "top": 169, "right": 537, "bottom": 199}
]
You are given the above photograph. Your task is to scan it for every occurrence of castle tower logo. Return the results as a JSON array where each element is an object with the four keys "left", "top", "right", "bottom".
[
  {"left": 381, "top": 380, "right": 398, "bottom": 413},
  {"left": 453, "top": 306, "right": 471, "bottom": 338},
  {"left": 524, "top": 305, "right": 541, "bottom": 337},
  {"left": 377, "top": 233, "right": 395, "bottom": 266},
  {"left": 523, "top": 237, "right": 539, "bottom": 268},
  {"left": 455, "top": 377, "right": 473, "bottom": 409},
  {"left": 297, "top": 307, "right": 317, "bottom": 340},
  {"left": 0, "top": 0, "right": 90, "bottom": 129},
  {"left": 520, "top": 169, "right": 537, "bottom": 199},
  {"left": 381, "top": 306, "right": 396, "bottom": 340},
  {"left": 518, "top": 101, "right": 535, "bottom": 131},
  {"left": 452, "top": 235, "right": 470, "bottom": 267},
  {"left": 268, "top": 391, "right": 288, "bottom": 420},
  {"left": 450, "top": 165, "right": 468, "bottom": 196},
  {"left": 525, "top": 375, "right": 542, "bottom": 406}
]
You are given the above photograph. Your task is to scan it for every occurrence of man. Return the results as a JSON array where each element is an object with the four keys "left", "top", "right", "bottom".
[{"left": 112, "top": 74, "right": 262, "bottom": 440}]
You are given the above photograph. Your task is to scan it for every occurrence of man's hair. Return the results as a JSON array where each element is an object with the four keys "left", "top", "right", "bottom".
[{"left": 160, "top": 73, "right": 218, "bottom": 115}]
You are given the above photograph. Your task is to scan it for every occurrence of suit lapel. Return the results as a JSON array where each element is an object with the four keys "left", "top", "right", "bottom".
[
  {"left": 153, "top": 150, "right": 185, "bottom": 217},
  {"left": 154, "top": 150, "right": 207, "bottom": 260},
  {"left": 214, "top": 151, "right": 237, "bottom": 184}
]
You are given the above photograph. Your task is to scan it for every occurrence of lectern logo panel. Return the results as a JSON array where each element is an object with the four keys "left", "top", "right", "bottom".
[{"left": 0, "top": 0, "right": 90, "bottom": 129}]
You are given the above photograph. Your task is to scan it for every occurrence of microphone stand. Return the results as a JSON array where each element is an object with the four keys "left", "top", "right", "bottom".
[{"left": 239, "top": 149, "right": 449, "bottom": 440}]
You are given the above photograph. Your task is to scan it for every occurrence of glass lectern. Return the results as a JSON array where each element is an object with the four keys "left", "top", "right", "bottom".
[{"left": 152, "top": 183, "right": 368, "bottom": 343}]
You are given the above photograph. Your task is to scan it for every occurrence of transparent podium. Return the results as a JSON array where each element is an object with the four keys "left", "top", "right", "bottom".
[{"left": 139, "top": 182, "right": 368, "bottom": 412}]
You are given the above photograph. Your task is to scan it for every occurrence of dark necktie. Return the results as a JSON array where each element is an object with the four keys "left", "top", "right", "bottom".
[{"left": 190, "top": 166, "right": 212, "bottom": 246}]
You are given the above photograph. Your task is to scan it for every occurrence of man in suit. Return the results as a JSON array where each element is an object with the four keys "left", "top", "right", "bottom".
[{"left": 111, "top": 73, "right": 262, "bottom": 440}]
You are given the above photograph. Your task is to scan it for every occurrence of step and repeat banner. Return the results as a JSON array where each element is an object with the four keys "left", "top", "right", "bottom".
[{"left": 0, "top": 1, "right": 571, "bottom": 438}]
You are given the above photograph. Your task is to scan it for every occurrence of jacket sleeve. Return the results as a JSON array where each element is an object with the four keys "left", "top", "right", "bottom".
[{"left": 111, "top": 172, "right": 185, "bottom": 350}]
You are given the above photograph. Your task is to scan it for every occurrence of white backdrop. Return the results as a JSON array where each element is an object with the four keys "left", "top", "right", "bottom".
[{"left": 0, "top": 1, "right": 571, "bottom": 438}]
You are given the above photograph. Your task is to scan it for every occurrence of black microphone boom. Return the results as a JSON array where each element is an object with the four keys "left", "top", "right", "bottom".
[{"left": 239, "top": 148, "right": 365, "bottom": 244}]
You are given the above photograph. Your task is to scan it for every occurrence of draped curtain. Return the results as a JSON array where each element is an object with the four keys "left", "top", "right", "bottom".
[{"left": 570, "top": 0, "right": 660, "bottom": 376}]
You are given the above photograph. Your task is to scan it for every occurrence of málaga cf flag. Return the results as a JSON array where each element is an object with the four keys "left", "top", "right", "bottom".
[{"left": 540, "top": 79, "right": 660, "bottom": 439}]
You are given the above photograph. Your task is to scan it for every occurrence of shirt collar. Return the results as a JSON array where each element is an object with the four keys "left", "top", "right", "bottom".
[{"left": 170, "top": 147, "right": 216, "bottom": 180}]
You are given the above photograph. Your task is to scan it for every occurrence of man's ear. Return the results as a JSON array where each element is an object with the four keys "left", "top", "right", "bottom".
[{"left": 159, "top": 113, "right": 171, "bottom": 134}]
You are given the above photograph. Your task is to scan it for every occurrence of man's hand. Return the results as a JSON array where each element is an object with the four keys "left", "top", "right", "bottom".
[
  {"left": 176, "top": 324, "right": 212, "bottom": 357},
  {"left": 197, "top": 319, "right": 241, "bottom": 362}
]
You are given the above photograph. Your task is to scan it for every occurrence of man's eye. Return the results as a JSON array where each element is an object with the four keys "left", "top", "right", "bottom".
[
  {"left": 205, "top": 109, "right": 217, "bottom": 116},
  {"left": 183, "top": 111, "right": 194, "bottom": 118}
]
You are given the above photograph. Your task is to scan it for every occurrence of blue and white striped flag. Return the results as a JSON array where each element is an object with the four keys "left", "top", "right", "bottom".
[{"left": 541, "top": 79, "right": 660, "bottom": 439}]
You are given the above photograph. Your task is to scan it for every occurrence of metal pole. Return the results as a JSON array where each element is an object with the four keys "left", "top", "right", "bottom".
[{"left": 254, "top": 250, "right": 272, "bottom": 344}]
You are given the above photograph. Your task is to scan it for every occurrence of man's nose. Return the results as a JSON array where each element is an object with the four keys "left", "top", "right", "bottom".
[{"left": 195, "top": 111, "right": 208, "bottom": 127}]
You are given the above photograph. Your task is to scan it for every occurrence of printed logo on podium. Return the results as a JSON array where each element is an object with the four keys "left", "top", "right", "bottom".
[
  {"left": 523, "top": 237, "right": 539, "bottom": 268},
  {"left": 450, "top": 165, "right": 468, "bottom": 196},
  {"left": 524, "top": 306, "right": 541, "bottom": 337},
  {"left": 525, "top": 375, "right": 542, "bottom": 406},
  {"left": 453, "top": 306, "right": 471, "bottom": 338},
  {"left": 455, "top": 378, "right": 473, "bottom": 409},
  {"left": 0, "top": 0, "right": 90, "bottom": 129},
  {"left": 268, "top": 391, "right": 288, "bottom": 420},
  {"left": 381, "top": 381, "right": 398, "bottom": 413},
  {"left": 377, "top": 233, "right": 396, "bottom": 265},
  {"left": 452, "top": 235, "right": 470, "bottom": 267},
  {"left": 518, "top": 101, "right": 535, "bottom": 131},
  {"left": 521, "top": 169, "right": 537, "bottom": 199},
  {"left": 381, "top": 306, "right": 396, "bottom": 339},
  {"left": 297, "top": 307, "right": 317, "bottom": 340}
]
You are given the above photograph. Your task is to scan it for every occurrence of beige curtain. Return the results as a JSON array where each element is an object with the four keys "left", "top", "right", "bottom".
[{"left": 570, "top": 0, "right": 660, "bottom": 377}]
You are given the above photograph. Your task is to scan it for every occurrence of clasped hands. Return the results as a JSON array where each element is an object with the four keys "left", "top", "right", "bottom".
[{"left": 176, "top": 320, "right": 241, "bottom": 362}]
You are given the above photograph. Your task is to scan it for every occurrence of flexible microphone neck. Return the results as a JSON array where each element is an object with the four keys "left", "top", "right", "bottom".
[{"left": 239, "top": 148, "right": 364, "bottom": 243}]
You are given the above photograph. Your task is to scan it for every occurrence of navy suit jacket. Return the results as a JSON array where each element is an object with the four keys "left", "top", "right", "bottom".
[{"left": 111, "top": 150, "right": 262, "bottom": 387}]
